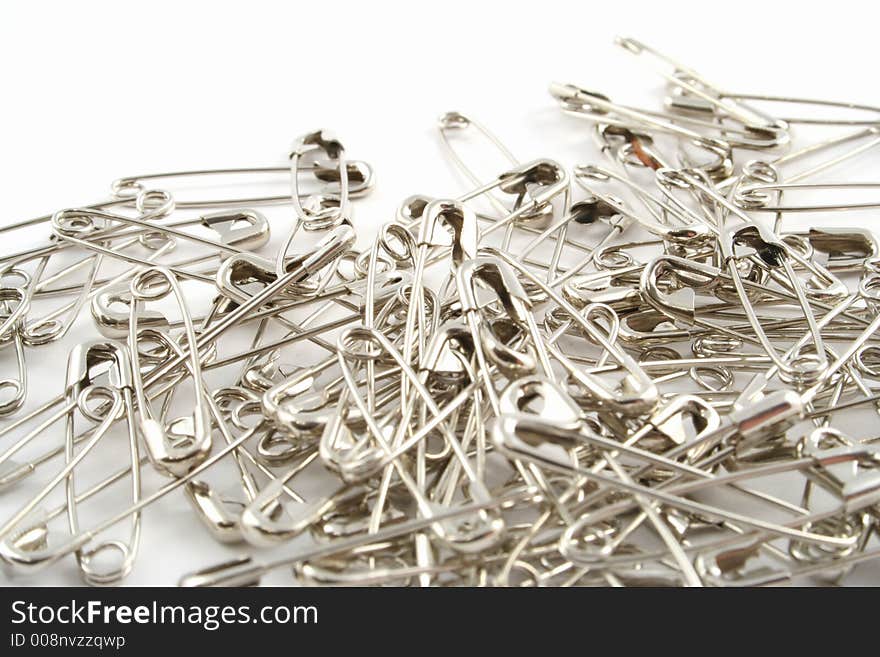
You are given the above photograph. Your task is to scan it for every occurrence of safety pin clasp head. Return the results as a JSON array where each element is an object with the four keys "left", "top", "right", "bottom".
[
  {"left": 417, "top": 200, "right": 478, "bottom": 270},
  {"left": 140, "top": 413, "right": 213, "bottom": 479},
  {"left": 262, "top": 370, "right": 335, "bottom": 442},
  {"left": 201, "top": 209, "right": 270, "bottom": 251},
  {"left": 184, "top": 480, "right": 245, "bottom": 544},
  {"left": 91, "top": 284, "right": 169, "bottom": 339},
  {"left": 0, "top": 510, "right": 52, "bottom": 577}
]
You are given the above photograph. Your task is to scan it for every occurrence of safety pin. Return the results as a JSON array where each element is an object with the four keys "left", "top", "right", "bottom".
[
  {"left": 724, "top": 229, "right": 829, "bottom": 384},
  {"left": 546, "top": 485, "right": 801, "bottom": 580},
  {"left": 0, "top": 188, "right": 176, "bottom": 272},
  {"left": 639, "top": 256, "right": 790, "bottom": 336},
  {"left": 338, "top": 344, "right": 481, "bottom": 480},
  {"left": 187, "top": 391, "right": 316, "bottom": 545},
  {"left": 590, "top": 124, "right": 686, "bottom": 231},
  {"left": 34, "top": 248, "right": 216, "bottom": 301},
  {"left": 79, "top": 207, "right": 270, "bottom": 256},
  {"left": 438, "top": 111, "right": 520, "bottom": 216},
  {"left": 294, "top": 554, "right": 457, "bottom": 587},
  {"left": 614, "top": 36, "right": 785, "bottom": 131},
  {"left": 310, "top": 485, "right": 412, "bottom": 544},
  {"left": 64, "top": 341, "right": 141, "bottom": 585},
  {"left": 261, "top": 356, "right": 406, "bottom": 446},
  {"left": 51, "top": 226, "right": 214, "bottom": 285},
  {"left": 0, "top": 341, "right": 140, "bottom": 582},
  {"left": 499, "top": 376, "right": 703, "bottom": 582},
  {"left": 453, "top": 255, "right": 597, "bottom": 518},
  {"left": 238, "top": 478, "right": 360, "bottom": 549},
  {"left": 400, "top": 159, "right": 570, "bottom": 235},
  {"left": 786, "top": 228, "right": 878, "bottom": 274},
  {"left": 501, "top": 385, "right": 707, "bottom": 582},
  {"left": 556, "top": 494, "right": 825, "bottom": 577},
  {"left": 439, "top": 203, "right": 606, "bottom": 274},
  {"left": 52, "top": 205, "right": 267, "bottom": 261},
  {"left": 550, "top": 82, "right": 788, "bottom": 150},
  {"left": 0, "top": 394, "right": 85, "bottom": 490},
  {"left": 484, "top": 161, "right": 571, "bottom": 262},
  {"left": 641, "top": 260, "right": 839, "bottom": 386},
  {"left": 336, "top": 325, "right": 490, "bottom": 492},
  {"left": 768, "top": 234, "right": 850, "bottom": 303},
  {"left": 216, "top": 252, "right": 329, "bottom": 315},
  {"left": 20, "top": 247, "right": 104, "bottom": 347},
  {"left": 289, "top": 130, "right": 350, "bottom": 227},
  {"left": 111, "top": 160, "right": 374, "bottom": 209},
  {"left": 203, "top": 310, "right": 364, "bottom": 373},
  {"left": 573, "top": 164, "right": 710, "bottom": 236},
  {"left": 397, "top": 192, "right": 598, "bottom": 291},
  {"left": 594, "top": 120, "right": 735, "bottom": 183},
  {"left": 0, "top": 413, "right": 269, "bottom": 575},
  {"left": 314, "top": 377, "right": 429, "bottom": 481},
  {"left": 736, "top": 181, "right": 880, "bottom": 213},
  {"left": 92, "top": 255, "right": 375, "bottom": 346},
  {"left": 262, "top": 356, "right": 343, "bottom": 443},
  {"left": 699, "top": 540, "right": 880, "bottom": 587},
  {"left": 455, "top": 256, "right": 544, "bottom": 392},
  {"left": 0, "top": 269, "right": 31, "bottom": 417},
  {"left": 720, "top": 127, "right": 880, "bottom": 196},
  {"left": 27, "top": 208, "right": 270, "bottom": 302},
  {"left": 3, "top": 451, "right": 151, "bottom": 562},
  {"left": 273, "top": 131, "right": 355, "bottom": 279},
  {"left": 515, "top": 197, "right": 634, "bottom": 288},
  {"left": 213, "top": 252, "right": 386, "bottom": 360},
  {"left": 128, "top": 267, "right": 212, "bottom": 477},
  {"left": 0, "top": 196, "right": 157, "bottom": 271},
  {"left": 402, "top": 199, "right": 478, "bottom": 382},
  {"left": 671, "top": 83, "right": 880, "bottom": 128},
  {"left": 517, "top": 389, "right": 819, "bottom": 543},
  {"left": 218, "top": 242, "right": 390, "bottom": 309}
]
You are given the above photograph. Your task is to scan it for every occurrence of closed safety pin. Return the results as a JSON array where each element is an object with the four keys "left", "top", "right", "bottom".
[
  {"left": 550, "top": 82, "right": 788, "bottom": 150},
  {"left": 736, "top": 181, "right": 880, "bottom": 213},
  {"left": 1, "top": 406, "right": 269, "bottom": 576},
  {"left": 64, "top": 341, "right": 142, "bottom": 585},
  {"left": 274, "top": 131, "right": 355, "bottom": 279},
  {"left": 111, "top": 160, "right": 374, "bottom": 209},
  {"left": 438, "top": 111, "right": 520, "bottom": 217},
  {"left": 0, "top": 341, "right": 141, "bottom": 584},
  {"left": 128, "top": 267, "right": 213, "bottom": 478},
  {"left": 402, "top": 199, "right": 478, "bottom": 377},
  {"left": 614, "top": 36, "right": 786, "bottom": 131}
]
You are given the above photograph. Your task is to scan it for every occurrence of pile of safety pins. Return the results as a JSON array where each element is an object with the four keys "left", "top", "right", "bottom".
[{"left": 3, "top": 37, "right": 880, "bottom": 587}]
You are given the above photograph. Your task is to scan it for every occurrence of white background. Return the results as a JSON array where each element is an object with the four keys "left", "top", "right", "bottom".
[{"left": 2, "top": 0, "right": 880, "bottom": 586}]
